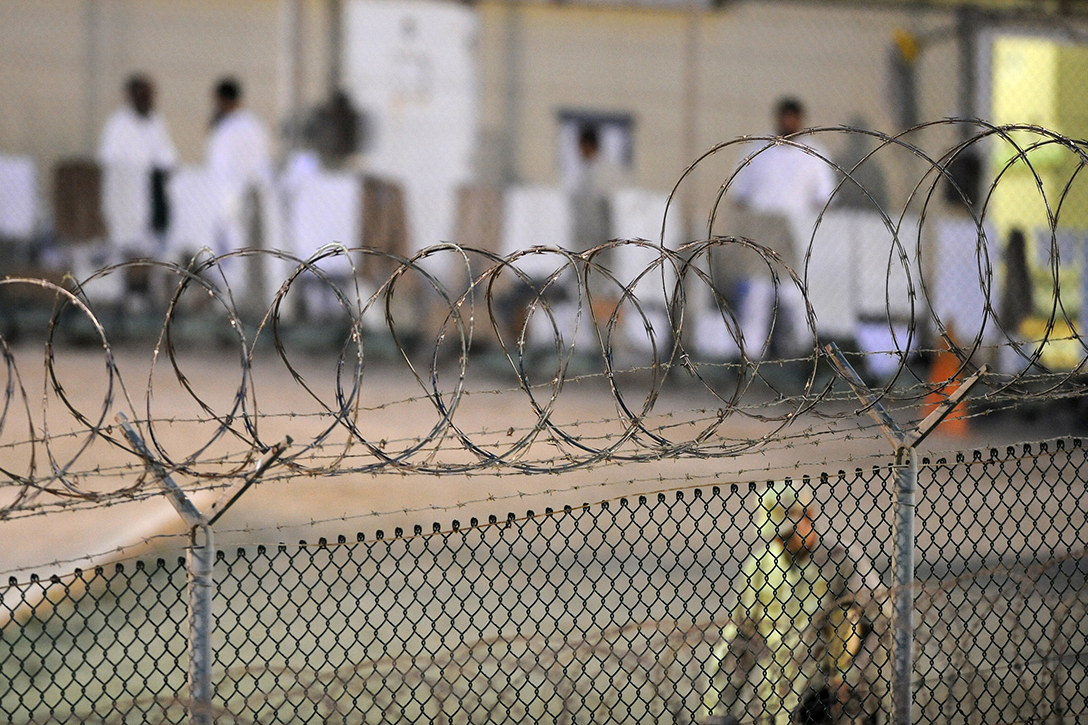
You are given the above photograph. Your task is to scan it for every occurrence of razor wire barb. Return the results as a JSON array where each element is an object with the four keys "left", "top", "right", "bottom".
[{"left": 1, "top": 119, "right": 1088, "bottom": 518}]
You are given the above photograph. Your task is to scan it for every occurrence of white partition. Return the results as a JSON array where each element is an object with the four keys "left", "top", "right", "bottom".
[
  {"left": 809, "top": 211, "right": 928, "bottom": 375},
  {"left": 501, "top": 185, "right": 572, "bottom": 278},
  {"left": 0, "top": 153, "right": 37, "bottom": 240},
  {"left": 166, "top": 165, "right": 218, "bottom": 261},
  {"left": 847, "top": 211, "right": 921, "bottom": 322},
  {"left": 609, "top": 187, "right": 683, "bottom": 300},
  {"left": 932, "top": 217, "right": 998, "bottom": 347},
  {"left": 828, "top": 210, "right": 923, "bottom": 376},
  {"left": 279, "top": 171, "right": 361, "bottom": 319},
  {"left": 500, "top": 185, "right": 578, "bottom": 350},
  {"left": 806, "top": 211, "right": 860, "bottom": 339},
  {"left": 166, "top": 164, "right": 290, "bottom": 309},
  {"left": 609, "top": 188, "right": 682, "bottom": 245},
  {"left": 287, "top": 171, "right": 361, "bottom": 277},
  {"left": 610, "top": 188, "right": 684, "bottom": 353},
  {"left": 344, "top": 0, "right": 478, "bottom": 254}
]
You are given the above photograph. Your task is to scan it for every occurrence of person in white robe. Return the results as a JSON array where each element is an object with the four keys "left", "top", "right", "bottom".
[
  {"left": 205, "top": 77, "right": 275, "bottom": 307},
  {"left": 705, "top": 98, "right": 836, "bottom": 362},
  {"left": 97, "top": 74, "right": 177, "bottom": 259}
]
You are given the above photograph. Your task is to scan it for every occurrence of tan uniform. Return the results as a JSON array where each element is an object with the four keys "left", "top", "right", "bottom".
[{"left": 702, "top": 484, "right": 881, "bottom": 725}]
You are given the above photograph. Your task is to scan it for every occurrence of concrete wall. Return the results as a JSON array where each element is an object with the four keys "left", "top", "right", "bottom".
[
  {"left": 0, "top": 0, "right": 1001, "bottom": 227},
  {"left": 0, "top": 0, "right": 333, "bottom": 195}
]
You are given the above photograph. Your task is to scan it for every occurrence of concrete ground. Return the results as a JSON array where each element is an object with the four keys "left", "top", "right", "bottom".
[
  {"left": 0, "top": 336, "right": 1073, "bottom": 582},
  {"left": 1, "top": 336, "right": 1085, "bottom": 724}
]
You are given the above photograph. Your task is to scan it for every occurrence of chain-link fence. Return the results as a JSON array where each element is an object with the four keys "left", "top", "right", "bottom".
[
  {"left": 2, "top": 438, "right": 1085, "bottom": 724},
  {"left": 5, "top": 4, "right": 1088, "bottom": 724}
]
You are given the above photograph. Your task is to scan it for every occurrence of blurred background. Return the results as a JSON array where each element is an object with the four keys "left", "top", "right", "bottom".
[{"left": 2, "top": 0, "right": 1088, "bottom": 372}]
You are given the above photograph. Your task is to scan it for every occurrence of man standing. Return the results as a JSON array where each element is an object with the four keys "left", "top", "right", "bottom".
[
  {"left": 701, "top": 481, "right": 881, "bottom": 725},
  {"left": 703, "top": 99, "right": 836, "bottom": 363},
  {"left": 207, "top": 77, "right": 273, "bottom": 253},
  {"left": 206, "top": 77, "right": 274, "bottom": 304},
  {"left": 98, "top": 74, "right": 177, "bottom": 259},
  {"left": 568, "top": 124, "right": 620, "bottom": 253},
  {"left": 731, "top": 99, "right": 835, "bottom": 220},
  {"left": 557, "top": 124, "right": 626, "bottom": 359}
]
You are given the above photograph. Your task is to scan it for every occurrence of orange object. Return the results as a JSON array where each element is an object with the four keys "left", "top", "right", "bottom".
[{"left": 922, "top": 344, "right": 969, "bottom": 437}]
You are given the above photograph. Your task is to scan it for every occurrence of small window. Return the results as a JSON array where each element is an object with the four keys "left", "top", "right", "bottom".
[{"left": 557, "top": 110, "right": 634, "bottom": 185}]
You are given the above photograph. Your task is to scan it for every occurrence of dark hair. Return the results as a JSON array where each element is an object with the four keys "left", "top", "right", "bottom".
[
  {"left": 215, "top": 77, "right": 242, "bottom": 102},
  {"left": 578, "top": 124, "right": 600, "bottom": 151},
  {"left": 126, "top": 74, "right": 152, "bottom": 98},
  {"left": 776, "top": 97, "right": 804, "bottom": 118},
  {"left": 942, "top": 149, "right": 982, "bottom": 210}
]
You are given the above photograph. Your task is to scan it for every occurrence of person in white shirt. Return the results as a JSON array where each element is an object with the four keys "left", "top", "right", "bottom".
[
  {"left": 568, "top": 125, "right": 622, "bottom": 253},
  {"left": 98, "top": 74, "right": 177, "bottom": 259},
  {"left": 732, "top": 99, "right": 836, "bottom": 220},
  {"left": 206, "top": 77, "right": 274, "bottom": 306},
  {"left": 207, "top": 77, "right": 273, "bottom": 253},
  {"left": 712, "top": 99, "right": 836, "bottom": 362}
]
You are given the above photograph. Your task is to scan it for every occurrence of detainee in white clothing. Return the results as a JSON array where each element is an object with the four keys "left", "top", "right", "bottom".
[
  {"left": 714, "top": 99, "right": 836, "bottom": 360},
  {"left": 205, "top": 77, "right": 275, "bottom": 305},
  {"left": 98, "top": 74, "right": 177, "bottom": 257}
]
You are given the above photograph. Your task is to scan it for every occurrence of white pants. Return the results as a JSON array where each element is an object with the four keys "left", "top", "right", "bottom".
[{"left": 694, "top": 277, "right": 809, "bottom": 361}]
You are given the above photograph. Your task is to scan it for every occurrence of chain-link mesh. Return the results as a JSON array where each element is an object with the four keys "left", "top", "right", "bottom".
[
  {"left": 7, "top": 4, "right": 1088, "bottom": 724},
  {"left": 0, "top": 558, "right": 190, "bottom": 724},
  {"left": 2, "top": 438, "right": 1085, "bottom": 724}
]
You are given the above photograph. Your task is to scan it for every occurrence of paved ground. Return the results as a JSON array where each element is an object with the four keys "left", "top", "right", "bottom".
[
  {"left": 2, "top": 336, "right": 1086, "bottom": 724},
  {"left": 0, "top": 336, "right": 1077, "bottom": 581}
]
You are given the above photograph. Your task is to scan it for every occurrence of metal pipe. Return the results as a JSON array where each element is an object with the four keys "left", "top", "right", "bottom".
[
  {"left": 115, "top": 413, "right": 286, "bottom": 724},
  {"left": 500, "top": 2, "right": 523, "bottom": 185},
  {"left": 892, "top": 446, "right": 917, "bottom": 725},
  {"left": 680, "top": 0, "right": 701, "bottom": 243},
  {"left": 824, "top": 344, "right": 985, "bottom": 725},
  {"left": 188, "top": 522, "right": 216, "bottom": 725},
  {"left": 956, "top": 5, "right": 980, "bottom": 136},
  {"left": 326, "top": 0, "right": 343, "bottom": 96},
  {"left": 278, "top": 0, "right": 304, "bottom": 156},
  {"left": 84, "top": 0, "right": 101, "bottom": 154}
]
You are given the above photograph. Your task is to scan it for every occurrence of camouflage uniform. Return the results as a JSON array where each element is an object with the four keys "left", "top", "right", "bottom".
[{"left": 702, "top": 482, "right": 881, "bottom": 725}]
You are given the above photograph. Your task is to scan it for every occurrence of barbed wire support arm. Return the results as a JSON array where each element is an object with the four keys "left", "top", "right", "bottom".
[
  {"left": 115, "top": 412, "right": 290, "bottom": 725},
  {"left": 823, "top": 344, "right": 986, "bottom": 725},
  {"left": 207, "top": 437, "right": 293, "bottom": 526}
]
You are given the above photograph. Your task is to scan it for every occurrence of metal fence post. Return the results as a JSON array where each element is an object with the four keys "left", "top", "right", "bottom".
[
  {"left": 188, "top": 523, "right": 215, "bottom": 725},
  {"left": 116, "top": 413, "right": 289, "bottom": 725},
  {"left": 892, "top": 446, "right": 917, "bottom": 725},
  {"left": 823, "top": 344, "right": 986, "bottom": 725}
]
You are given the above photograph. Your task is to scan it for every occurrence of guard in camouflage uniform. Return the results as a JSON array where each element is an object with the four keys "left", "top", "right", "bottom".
[{"left": 702, "top": 481, "right": 882, "bottom": 725}]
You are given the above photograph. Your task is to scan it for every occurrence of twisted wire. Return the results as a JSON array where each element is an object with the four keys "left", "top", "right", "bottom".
[{"left": 1, "top": 120, "right": 1086, "bottom": 518}]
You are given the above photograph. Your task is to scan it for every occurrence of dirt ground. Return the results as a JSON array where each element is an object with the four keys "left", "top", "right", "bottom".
[
  {"left": 0, "top": 338, "right": 1073, "bottom": 581},
  {"left": 2, "top": 335, "right": 1085, "bottom": 725}
]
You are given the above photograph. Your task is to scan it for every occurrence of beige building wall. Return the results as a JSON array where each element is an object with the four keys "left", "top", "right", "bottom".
[
  {"left": 476, "top": 0, "right": 963, "bottom": 218},
  {"left": 477, "top": 3, "right": 691, "bottom": 189},
  {"left": 0, "top": 0, "right": 333, "bottom": 203},
  {"left": 0, "top": 0, "right": 1004, "bottom": 231}
]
